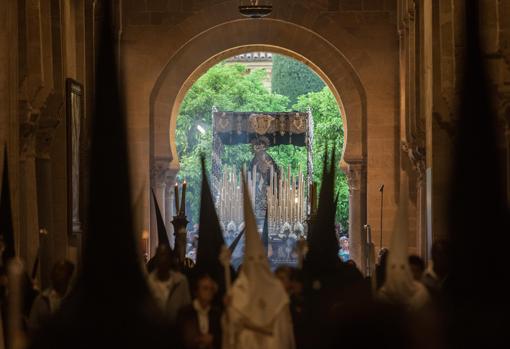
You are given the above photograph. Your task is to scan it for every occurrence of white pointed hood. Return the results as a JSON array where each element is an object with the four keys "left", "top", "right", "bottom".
[
  {"left": 379, "top": 180, "right": 429, "bottom": 309},
  {"left": 230, "top": 175, "right": 289, "bottom": 331}
]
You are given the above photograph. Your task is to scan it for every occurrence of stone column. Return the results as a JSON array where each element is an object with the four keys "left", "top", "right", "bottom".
[
  {"left": 19, "top": 113, "right": 42, "bottom": 281},
  {"left": 416, "top": 168, "right": 428, "bottom": 259},
  {"left": 403, "top": 141, "right": 428, "bottom": 260},
  {"left": 346, "top": 161, "right": 366, "bottom": 273},
  {"left": 35, "top": 119, "right": 62, "bottom": 288}
]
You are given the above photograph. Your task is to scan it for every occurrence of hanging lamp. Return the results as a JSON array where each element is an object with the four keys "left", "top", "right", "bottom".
[{"left": 239, "top": 0, "right": 272, "bottom": 18}]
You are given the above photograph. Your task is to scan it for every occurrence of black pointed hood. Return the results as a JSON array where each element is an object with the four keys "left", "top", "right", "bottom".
[
  {"left": 0, "top": 147, "right": 15, "bottom": 266},
  {"left": 146, "top": 189, "right": 173, "bottom": 273},
  {"left": 79, "top": 5, "right": 144, "bottom": 296},
  {"left": 447, "top": 2, "right": 510, "bottom": 345},
  {"left": 31, "top": 247, "right": 40, "bottom": 280},
  {"left": 151, "top": 188, "right": 171, "bottom": 248},
  {"left": 29, "top": 4, "right": 167, "bottom": 348},
  {"left": 195, "top": 156, "right": 226, "bottom": 294},
  {"left": 305, "top": 145, "right": 339, "bottom": 271},
  {"left": 228, "top": 227, "right": 245, "bottom": 254}
]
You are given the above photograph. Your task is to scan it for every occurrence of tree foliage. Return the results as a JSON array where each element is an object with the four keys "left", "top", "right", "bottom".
[
  {"left": 295, "top": 88, "right": 349, "bottom": 230},
  {"left": 176, "top": 60, "right": 348, "bottom": 231},
  {"left": 271, "top": 54, "right": 325, "bottom": 107}
]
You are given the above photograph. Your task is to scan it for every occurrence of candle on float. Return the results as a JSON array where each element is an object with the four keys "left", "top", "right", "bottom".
[
  {"left": 142, "top": 229, "right": 149, "bottom": 257},
  {"left": 252, "top": 165, "right": 257, "bottom": 206},
  {"left": 295, "top": 196, "right": 299, "bottom": 222},
  {"left": 180, "top": 180, "right": 187, "bottom": 215},
  {"left": 289, "top": 175, "right": 294, "bottom": 224},
  {"left": 312, "top": 182, "right": 317, "bottom": 213},
  {"left": 310, "top": 182, "right": 314, "bottom": 215},
  {"left": 299, "top": 174, "right": 304, "bottom": 222},
  {"left": 270, "top": 166, "right": 274, "bottom": 197},
  {"left": 174, "top": 182, "right": 180, "bottom": 214}
]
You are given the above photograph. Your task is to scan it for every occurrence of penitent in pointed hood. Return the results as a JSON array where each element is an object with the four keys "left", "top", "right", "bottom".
[
  {"left": 195, "top": 156, "right": 226, "bottom": 293},
  {"left": 151, "top": 188, "right": 171, "bottom": 248},
  {"left": 305, "top": 146, "right": 340, "bottom": 271},
  {"left": 446, "top": 2, "right": 510, "bottom": 345},
  {"left": 146, "top": 189, "right": 173, "bottom": 273},
  {"left": 29, "top": 3, "right": 168, "bottom": 349},
  {"left": 79, "top": 5, "right": 145, "bottom": 297},
  {"left": 229, "top": 173, "right": 288, "bottom": 331},
  {"left": 228, "top": 227, "right": 245, "bottom": 254},
  {"left": 379, "top": 180, "right": 428, "bottom": 309}
]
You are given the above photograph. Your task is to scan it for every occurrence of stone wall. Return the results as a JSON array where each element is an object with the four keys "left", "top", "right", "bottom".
[{"left": 0, "top": 0, "right": 98, "bottom": 287}]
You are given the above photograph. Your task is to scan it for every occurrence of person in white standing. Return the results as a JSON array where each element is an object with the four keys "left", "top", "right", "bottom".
[{"left": 222, "top": 174, "right": 295, "bottom": 349}]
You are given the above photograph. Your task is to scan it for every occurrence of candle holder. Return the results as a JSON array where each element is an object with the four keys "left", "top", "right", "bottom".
[{"left": 171, "top": 214, "right": 189, "bottom": 265}]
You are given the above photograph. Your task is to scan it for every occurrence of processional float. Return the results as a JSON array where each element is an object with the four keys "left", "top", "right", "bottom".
[{"left": 211, "top": 109, "right": 316, "bottom": 267}]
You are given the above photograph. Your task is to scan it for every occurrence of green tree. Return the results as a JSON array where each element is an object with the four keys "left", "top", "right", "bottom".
[{"left": 271, "top": 54, "right": 325, "bottom": 106}]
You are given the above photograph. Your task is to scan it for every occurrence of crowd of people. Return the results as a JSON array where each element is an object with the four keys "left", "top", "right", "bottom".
[{"left": 0, "top": 233, "right": 454, "bottom": 349}]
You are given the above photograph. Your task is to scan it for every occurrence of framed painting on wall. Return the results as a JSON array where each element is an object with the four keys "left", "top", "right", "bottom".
[{"left": 66, "top": 78, "right": 83, "bottom": 235}]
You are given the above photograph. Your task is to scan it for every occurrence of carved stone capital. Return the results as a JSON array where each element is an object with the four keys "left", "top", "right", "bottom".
[
  {"left": 402, "top": 140, "right": 426, "bottom": 181},
  {"left": 398, "top": 1, "right": 415, "bottom": 33},
  {"left": 36, "top": 91, "right": 64, "bottom": 159},
  {"left": 151, "top": 162, "right": 172, "bottom": 188},
  {"left": 19, "top": 101, "right": 40, "bottom": 159},
  {"left": 346, "top": 161, "right": 364, "bottom": 193},
  {"left": 408, "top": 2, "right": 416, "bottom": 22},
  {"left": 20, "top": 90, "right": 65, "bottom": 160}
]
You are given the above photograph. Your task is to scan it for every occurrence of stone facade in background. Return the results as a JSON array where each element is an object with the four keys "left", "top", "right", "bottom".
[{"left": 225, "top": 52, "right": 273, "bottom": 91}]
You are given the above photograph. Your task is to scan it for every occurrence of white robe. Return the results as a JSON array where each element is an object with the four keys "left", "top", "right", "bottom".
[
  {"left": 223, "top": 177, "right": 295, "bottom": 349},
  {"left": 223, "top": 302, "right": 295, "bottom": 349},
  {"left": 378, "top": 180, "right": 430, "bottom": 310}
]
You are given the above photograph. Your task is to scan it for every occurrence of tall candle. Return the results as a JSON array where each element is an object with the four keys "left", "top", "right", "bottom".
[
  {"left": 142, "top": 229, "right": 149, "bottom": 259},
  {"left": 180, "top": 181, "right": 187, "bottom": 215},
  {"left": 313, "top": 183, "right": 317, "bottom": 213},
  {"left": 310, "top": 182, "right": 315, "bottom": 214},
  {"left": 174, "top": 182, "right": 180, "bottom": 214}
]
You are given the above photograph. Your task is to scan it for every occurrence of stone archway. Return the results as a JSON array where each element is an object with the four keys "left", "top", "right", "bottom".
[{"left": 149, "top": 19, "right": 368, "bottom": 268}]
